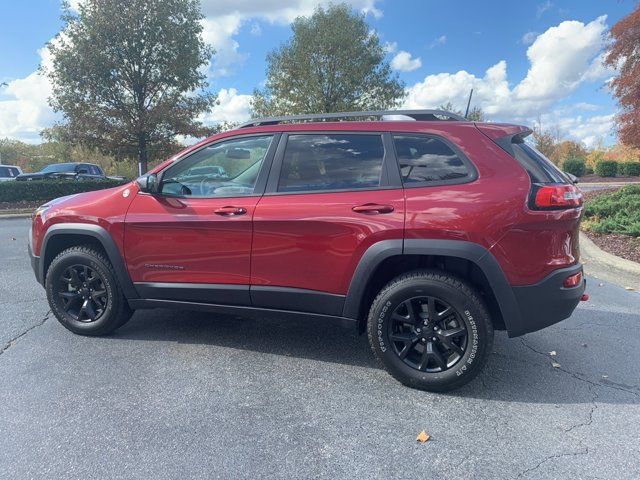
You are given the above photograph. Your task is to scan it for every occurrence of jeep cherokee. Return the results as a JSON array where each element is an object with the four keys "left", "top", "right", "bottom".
[{"left": 27, "top": 110, "right": 587, "bottom": 391}]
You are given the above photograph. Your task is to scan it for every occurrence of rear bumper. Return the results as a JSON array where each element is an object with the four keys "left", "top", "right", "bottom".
[{"left": 507, "top": 263, "right": 585, "bottom": 337}]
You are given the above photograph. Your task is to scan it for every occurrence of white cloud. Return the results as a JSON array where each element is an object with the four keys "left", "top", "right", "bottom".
[
  {"left": 202, "top": 88, "right": 252, "bottom": 124},
  {"left": 521, "top": 31, "right": 538, "bottom": 45},
  {"left": 0, "top": 44, "right": 58, "bottom": 143},
  {"left": 383, "top": 41, "right": 398, "bottom": 53},
  {"left": 391, "top": 51, "right": 422, "bottom": 72},
  {"left": 428, "top": 35, "right": 446, "bottom": 49},
  {"left": 403, "top": 16, "right": 610, "bottom": 119},
  {"left": 537, "top": 0, "right": 553, "bottom": 18}
]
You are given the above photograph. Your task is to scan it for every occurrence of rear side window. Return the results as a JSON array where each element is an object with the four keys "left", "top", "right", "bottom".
[
  {"left": 278, "top": 134, "right": 385, "bottom": 193},
  {"left": 514, "top": 143, "right": 568, "bottom": 184},
  {"left": 393, "top": 135, "right": 474, "bottom": 185}
]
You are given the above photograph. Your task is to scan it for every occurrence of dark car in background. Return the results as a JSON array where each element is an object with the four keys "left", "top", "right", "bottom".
[
  {"left": 16, "top": 162, "right": 123, "bottom": 182},
  {"left": 0, "top": 165, "right": 23, "bottom": 181}
]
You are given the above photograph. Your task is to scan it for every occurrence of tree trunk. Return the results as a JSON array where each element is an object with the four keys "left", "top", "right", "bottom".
[{"left": 138, "top": 132, "right": 148, "bottom": 175}]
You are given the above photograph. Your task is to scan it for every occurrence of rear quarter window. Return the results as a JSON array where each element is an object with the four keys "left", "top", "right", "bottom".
[
  {"left": 392, "top": 134, "right": 476, "bottom": 186},
  {"left": 514, "top": 143, "right": 569, "bottom": 184}
]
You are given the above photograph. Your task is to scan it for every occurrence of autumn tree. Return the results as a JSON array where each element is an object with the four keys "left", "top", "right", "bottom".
[
  {"left": 438, "top": 102, "right": 485, "bottom": 121},
  {"left": 605, "top": 4, "right": 640, "bottom": 149},
  {"left": 46, "top": 0, "right": 216, "bottom": 173},
  {"left": 251, "top": 3, "right": 404, "bottom": 117}
]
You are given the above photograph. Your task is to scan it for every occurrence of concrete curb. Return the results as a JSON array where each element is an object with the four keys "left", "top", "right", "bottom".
[
  {"left": 579, "top": 181, "right": 640, "bottom": 186},
  {"left": 0, "top": 213, "right": 31, "bottom": 219},
  {"left": 580, "top": 231, "right": 640, "bottom": 290}
]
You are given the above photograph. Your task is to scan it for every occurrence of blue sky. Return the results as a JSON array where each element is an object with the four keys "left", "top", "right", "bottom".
[{"left": 0, "top": 0, "right": 635, "bottom": 147}]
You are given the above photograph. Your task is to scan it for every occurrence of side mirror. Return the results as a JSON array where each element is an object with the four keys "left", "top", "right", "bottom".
[
  {"left": 564, "top": 172, "right": 579, "bottom": 184},
  {"left": 136, "top": 173, "right": 158, "bottom": 193}
]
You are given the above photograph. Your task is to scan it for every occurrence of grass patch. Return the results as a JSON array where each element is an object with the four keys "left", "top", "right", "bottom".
[{"left": 583, "top": 185, "right": 640, "bottom": 237}]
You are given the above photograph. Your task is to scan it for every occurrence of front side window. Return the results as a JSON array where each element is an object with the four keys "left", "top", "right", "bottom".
[
  {"left": 41, "top": 163, "right": 76, "bottom": 174},
  {"left": 393, "top": 135, "right": 473, "bottom": 185},
  {"left": 278, "top": 134, "right": 385, "bottom": 193},
  {"left": 160, "top": 135, "right": 273, "bottom": 197}
]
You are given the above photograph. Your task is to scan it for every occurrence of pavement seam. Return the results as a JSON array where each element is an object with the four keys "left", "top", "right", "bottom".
[
  {"left": 0, "top": 309, "right": 51, "bottom": 357},
  {"left": 519, "top": 338, "right": 640, "bottom": 398}
]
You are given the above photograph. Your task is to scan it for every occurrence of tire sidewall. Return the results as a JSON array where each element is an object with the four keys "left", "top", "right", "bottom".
[
  {"left": 46, "top": 250, "right": 120, "bottom": 334},
  {"left": 370, "top": 275, "right": 491, "bottom": 390}
]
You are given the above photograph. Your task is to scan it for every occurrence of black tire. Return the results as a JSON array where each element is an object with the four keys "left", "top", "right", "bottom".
[
  {"left": 45, "top": 246, "right": 133, "bottom": 336},
  {"left": 367, "top": 269, "right": 493, "bottom": 392}
]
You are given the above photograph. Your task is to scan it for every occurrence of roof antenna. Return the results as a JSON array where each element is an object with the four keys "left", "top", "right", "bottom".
[{"left": 464, "top": 88, "right": 473, "bottom": 118}]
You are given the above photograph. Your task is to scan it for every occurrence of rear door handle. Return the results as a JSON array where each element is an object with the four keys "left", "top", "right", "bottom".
[
  {"left": 352, "top": 203, "right": 395, "bottom": 214},
  {"left": 214, "top": 206, "right": 247, "bottom": 216}
]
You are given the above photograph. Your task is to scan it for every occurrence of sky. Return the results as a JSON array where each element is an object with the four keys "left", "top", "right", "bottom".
[{"left": 0, "top": 0, "right": 635, "bottom": 148}]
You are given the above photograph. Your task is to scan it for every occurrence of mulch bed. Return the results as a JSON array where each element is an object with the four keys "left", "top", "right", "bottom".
[
  {"left": 581, "top": 186, "right": 640, "bottom": 264},
  {"left": 586, "top": 231, "right": 640, "bottom": 264},
  {"left": 580, "top": 174, "right": 640, "bottom": 183}
]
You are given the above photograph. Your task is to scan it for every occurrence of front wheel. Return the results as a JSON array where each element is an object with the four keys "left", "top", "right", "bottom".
[
  {"left": 367, "top": 270, "right": 493, "bottom": 392},
  {"left": 45, "top": 246, "right": 132, "bottom": 336}
]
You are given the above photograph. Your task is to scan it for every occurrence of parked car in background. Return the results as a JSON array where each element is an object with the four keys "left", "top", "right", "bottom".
[
  {"left": 0, "top": 165, "right": 23, "bottom": 181},
  {"left": 16, "top": 162, "right": 124, "bottom": 182}
]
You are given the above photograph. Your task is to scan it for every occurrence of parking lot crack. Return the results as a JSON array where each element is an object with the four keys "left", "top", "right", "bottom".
[
  {"left": 0, "top": 310, "right": 51, "bottom": 357},
  {"left": 520, "top": 338, "right": 640, "bottom": 398}
]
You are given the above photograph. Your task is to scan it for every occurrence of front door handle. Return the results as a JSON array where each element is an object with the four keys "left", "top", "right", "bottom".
[
  {"left": 352, "top": 203, "right": 395, "bottom": 214},
  {"left": 214, "top": 206, "right": 247, "bottom": 216}
]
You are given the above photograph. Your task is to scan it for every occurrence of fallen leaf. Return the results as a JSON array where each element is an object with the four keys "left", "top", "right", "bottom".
[
  {"left": 598, "top": 283, "right": 604, "bottom": 287},
  {"left": 549, "top": 351, "right": 557, "bottom": 356},
  {"left": 625, "top": 287, "right": 635, "bottom": 291},
  {"left": 416, "top": 430, "right": 431, "bottom": 443},
  {"left": 602, "top": 375, "right": 609, "bottom": 379},
  {"left": 581, "top": 343, "right": 588, "bottom": 348},
  {"left": 11, "top": 237, "right": 16, "bottom": 241},
  {"left": 551, "top": 361, "right": 561, "bottom": 368}
]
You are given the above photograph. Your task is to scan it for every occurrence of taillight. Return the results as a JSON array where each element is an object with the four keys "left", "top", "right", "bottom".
[
  {"left": 563, "top": 271, "right": 583, "bottom": 288},
  {"left": 533, "top": 184, "right": 583, "bottom": 210}
]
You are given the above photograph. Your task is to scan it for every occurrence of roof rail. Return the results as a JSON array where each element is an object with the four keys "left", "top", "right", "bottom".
[{"left": 238, "top": 109, "right": 466, "bottom": 128}]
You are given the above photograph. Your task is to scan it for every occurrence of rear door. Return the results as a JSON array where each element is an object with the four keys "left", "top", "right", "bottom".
[
  {"left": 250, "top": 132, "right": 405, "bottom": 316},
  {"left": 124, "top": 134, "right": 278, "bottom": 304}
]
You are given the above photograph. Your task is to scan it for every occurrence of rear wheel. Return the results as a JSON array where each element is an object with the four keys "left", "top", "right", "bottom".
[
  {"left": 367, "top": 270, "right": 493, "bottom": 392},
  {"left": 46, "top": 246, "right": 132, "bottom": 336}
]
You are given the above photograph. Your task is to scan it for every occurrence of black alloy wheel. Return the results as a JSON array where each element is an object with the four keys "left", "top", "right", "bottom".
[
  {"left": 389, "top": 296, "right": 468, "bottom": 373},
  {"left": 56, "top": 264, "right": 108, "bottom": 322}
]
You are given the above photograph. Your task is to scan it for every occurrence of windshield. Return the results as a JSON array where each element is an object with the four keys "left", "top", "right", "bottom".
[
  {"left": 0, "top": 166, "right": 20, "bottom": 178},
  {"left": 41, "top": 164, "right": 76, "bottom": 173}
]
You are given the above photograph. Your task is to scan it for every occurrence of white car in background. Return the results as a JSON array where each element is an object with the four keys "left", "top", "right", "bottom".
[{"left": 0, "top": 165, "right": 23, "bottom": 181}]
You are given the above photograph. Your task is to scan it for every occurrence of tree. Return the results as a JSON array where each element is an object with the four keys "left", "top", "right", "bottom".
[
  {"left": 531, "top": 122, "right": 561, "bottom": 164},
  {"left": 438, "top": 102, "right": 485, "bottom": 121},
  {"left": 251, "top": 3, "right": 404, "bottom": 117},
  {"left": 605, "top": 4, "right": 640, "bottom": 149},
  {"left": 46, "top": 0, "right": 216, "bottom": 173}
]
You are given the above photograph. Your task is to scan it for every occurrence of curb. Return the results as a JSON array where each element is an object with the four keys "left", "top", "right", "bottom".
[
  {"left": 0, "top": 212, "right": 31, "bottom": 219},
  {"left": 580, "top": 232, "right": 640, "bottom": 290}
]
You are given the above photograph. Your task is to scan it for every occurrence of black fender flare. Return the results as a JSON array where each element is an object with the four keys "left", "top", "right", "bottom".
[
  {"left": 40, "top": 223, "right": 138, "bottom": 299},
  {"left": 342, "top": 239, "right": 521, "bottom": 334}
]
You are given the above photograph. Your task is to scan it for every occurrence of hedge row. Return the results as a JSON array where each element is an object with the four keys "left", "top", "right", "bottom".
[
  {"left": 563, "top": 158, "right": 586, "bottom": 177},
  {"left": 583, "top": 184, "right": 640, "bottom": 237},
  {"left": 0, "top": 179, "right": 127, "bottom": 203},
  {"left": 594, "top": 160, "right": 618, "bottom": 177}
]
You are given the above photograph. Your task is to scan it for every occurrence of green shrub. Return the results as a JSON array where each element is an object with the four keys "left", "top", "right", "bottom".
[
  {"left": 563, "top": 158, "right": 586, "bottom": 177},
  {"left": 595, "top": 161, "right": 618, "bottom": 177},
  {"left": 583, "top": 185, "right": 640, "bottom": 237},
  {"left": 0, "top": 179, "right": 126, "bottom": 203},
  {"left": 621, "top": 162, "right": 640, "bottom": 177},
  {"left": 585, "top": 165, "right": 594, "bottom": 175}
]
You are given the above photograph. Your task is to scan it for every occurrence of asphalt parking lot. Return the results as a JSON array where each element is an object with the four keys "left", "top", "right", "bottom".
[{"left": 1, "top": 217, "right": 639, "bottom": 479}]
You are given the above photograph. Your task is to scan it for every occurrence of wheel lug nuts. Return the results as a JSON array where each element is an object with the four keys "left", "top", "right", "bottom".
[
  {"left": 432, "top": 337, "right": 437, "bottom": 341},
  {"left": 421, "top": 338, "right": 426, "bottom": 343},
  {"left": 433, "top": 327, "right": 437, "bottom": 331},
  {"left": 416, "top": 328, "right": 421, "bottom": 333}
]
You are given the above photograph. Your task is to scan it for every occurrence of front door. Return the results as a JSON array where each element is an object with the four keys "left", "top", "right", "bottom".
[{"left": 124, "top": 134, "right": 277, "bottom": 305}]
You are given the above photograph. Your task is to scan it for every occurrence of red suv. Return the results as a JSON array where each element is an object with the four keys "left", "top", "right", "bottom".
[{"left": 28, "top": 110, "right": 586, "bottom": 391}]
